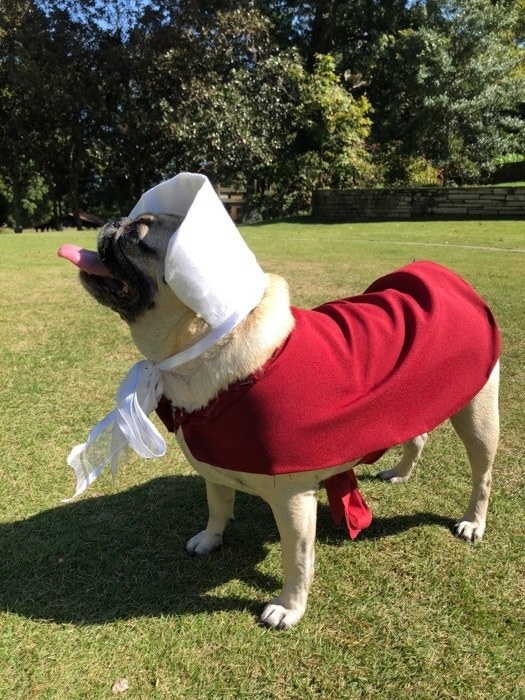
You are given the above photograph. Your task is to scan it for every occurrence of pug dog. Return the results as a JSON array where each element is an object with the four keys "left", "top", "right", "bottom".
[{"left": 58, "top": 184, "right": 500, "bottom": 630}]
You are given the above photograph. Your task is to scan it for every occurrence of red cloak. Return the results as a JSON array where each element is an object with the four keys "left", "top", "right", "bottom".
[{"left": 156, "top": 261, "right": 500, "bottom": 538}]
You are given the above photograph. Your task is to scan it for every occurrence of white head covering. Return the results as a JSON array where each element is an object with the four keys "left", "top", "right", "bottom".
[
  {"left": 130, "top": 172, "right": 266, "bottom": 328},
  {"left": 64, "top": 173, "right": 266, "bottom": 500}
]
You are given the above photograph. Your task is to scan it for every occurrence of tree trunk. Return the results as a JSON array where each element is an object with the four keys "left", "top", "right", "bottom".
[
  {"left": 306, "top": 0, "right": 343, "bottom": 71},
  {"left": 68, "top": 141, "right": 83, "bottom": 229},
  {"left": 52, "top": 197, "right": 63, "bottom": 231},
  {"left": 12, "top": 176, "right": 23, "bottom": 233}
]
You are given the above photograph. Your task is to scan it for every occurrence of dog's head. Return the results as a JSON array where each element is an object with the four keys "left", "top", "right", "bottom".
[
  {"left": 59, "top": 173, "right": 285, "bottom": 372},
  {"left": 59, "top": 207, "right": 293, "bottom": 396},
  {"left": 79, "top": 213, "right": 183, "bottom": 324},
  {"left": 59, "top": 213, "right": 212, "bottom": 362}
]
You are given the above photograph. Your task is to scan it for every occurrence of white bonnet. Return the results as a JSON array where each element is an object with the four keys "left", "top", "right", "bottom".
[{"left": 129, "top": 172, "right": 266, "bottom": 329}]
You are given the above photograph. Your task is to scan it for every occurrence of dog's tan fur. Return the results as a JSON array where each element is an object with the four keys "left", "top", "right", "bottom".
[{"left": 81, "top": 214, "right": 500, "bottom": 629}]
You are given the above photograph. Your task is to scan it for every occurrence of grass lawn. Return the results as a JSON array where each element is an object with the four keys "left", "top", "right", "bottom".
[{"left": 0, "top": 218, "right": 523, "bottom": 699}]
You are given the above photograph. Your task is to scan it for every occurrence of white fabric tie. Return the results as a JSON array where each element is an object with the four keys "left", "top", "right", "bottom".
[{"left": 65, "top": 310, "right": 248, "bottom": 500}]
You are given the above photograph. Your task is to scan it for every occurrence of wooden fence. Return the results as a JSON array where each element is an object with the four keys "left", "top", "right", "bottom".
[{"left": 217, "top": 184, "right": 246, "bottom": 222}]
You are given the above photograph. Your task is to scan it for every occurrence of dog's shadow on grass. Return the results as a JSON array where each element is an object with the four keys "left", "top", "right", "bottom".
[{"left": 0, "top": 476, "right": 453, "bottom": 625}]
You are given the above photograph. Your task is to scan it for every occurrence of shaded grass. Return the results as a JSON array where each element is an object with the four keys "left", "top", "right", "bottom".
[{"left": 0, "top": 219, "right": 524, "bottom": 698}]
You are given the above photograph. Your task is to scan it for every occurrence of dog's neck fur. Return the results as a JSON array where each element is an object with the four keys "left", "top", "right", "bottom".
[{"left": 130, "top": 273, "right": 295, "bottom": 412}]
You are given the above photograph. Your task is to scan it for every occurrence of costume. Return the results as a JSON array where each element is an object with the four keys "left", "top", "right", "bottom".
[
  {"left": 156, "top": 261, "right": 501, "bottom": 538},
  {"left": 60, "top": 175, "right": 499, "bottom": 541}
]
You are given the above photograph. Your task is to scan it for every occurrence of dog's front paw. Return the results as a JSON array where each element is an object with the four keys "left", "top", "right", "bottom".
[
  {"left": 186, "top": 530, "right": 223, "bottom": 556},
  {"left": 453, "top": 520, "right": 486, "bottom": 542},
  {"left": 259, "top": 599, "right": 304, "bottom": 630}
]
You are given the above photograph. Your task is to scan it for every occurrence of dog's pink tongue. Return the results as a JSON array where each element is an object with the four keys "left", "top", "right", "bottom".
[{"left": 57, "top": 244, "right": 113, "bottom": 278}]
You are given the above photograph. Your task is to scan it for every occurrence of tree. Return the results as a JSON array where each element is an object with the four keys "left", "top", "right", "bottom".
[
  {"left": 0, "top": 1, "right": 108, "bottom": 228},
  {"left": 256, "top": 53, "right": 375, "bottom": 215},
  {"left": 170, "top": 7, "right": 299, "bottom": 185},
  {"left": 91, "top": 19, "right": 181, "bottom": 213},
  {"left": 254, "top": 0, "right": 412, "bottom": 73},
  {"left": 2, "top": 0, "right": 522, "bottom": 224},
  {"left": 369, "top": 0, "right": 525, "bottom": 184},
  {"left": 0, "top": 1, "right": 51, "bottom": 229},
  {"left": 35, "top": 6, "right": 104, "bottom": 227}
]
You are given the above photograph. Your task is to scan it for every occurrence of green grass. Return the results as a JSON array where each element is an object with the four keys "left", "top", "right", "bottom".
[{"left": 0, "top": 219, "right": 524, "bottom": 699}]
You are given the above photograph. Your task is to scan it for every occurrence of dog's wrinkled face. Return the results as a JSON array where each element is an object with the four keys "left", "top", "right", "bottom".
[{"left": 81, "top": 213, "right": 183, "bottom": 323}]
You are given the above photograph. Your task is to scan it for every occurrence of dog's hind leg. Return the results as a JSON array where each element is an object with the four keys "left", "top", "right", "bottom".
[
  {"left": 186, "top": 480, "right": 236, "bottom": 556},
  {"left": 377, "top": 433, "right": 428, "bottom": 483},
  {"left": 450, "top": 361, "right": 500, "bottom": 542},
  {"left": 258, "top": 486, "right": 318, "bottom": 630}
]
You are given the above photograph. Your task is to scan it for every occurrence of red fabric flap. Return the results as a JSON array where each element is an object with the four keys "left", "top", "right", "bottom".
[{"left": 325, "top": 470, "right": 373, "bottom": 539}]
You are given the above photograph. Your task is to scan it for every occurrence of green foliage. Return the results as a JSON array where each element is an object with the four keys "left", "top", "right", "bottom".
[
  {"left": 493, "top": 153, "right": 525, "bottom": 165},
  {"left": 293, "top": 54, "right": 374, "bottom": 187},
  {"left": 0, "top": 0, "right": 524, "bottom": 220},
  {"left": 0, "top": 173, "right": 52, "bottom": 228},
  {"left": 255, "top": 54, "right": 376, "bottom": 216},
  {"left": 374, "top": 143, "right": 443, "bottom": 187},
  {"left": 20, "top": 174, "right": 51, "bottom": 223},
  {"left": 171, "top": 9, "right": 298, "bottom": 185},
  {"left": 371, "top": 0, "right": 525, "bottom": 185}
]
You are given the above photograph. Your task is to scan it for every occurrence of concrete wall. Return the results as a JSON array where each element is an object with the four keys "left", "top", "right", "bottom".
[{"left": 312, "top": 187, "right": 525, "bottom": 222}]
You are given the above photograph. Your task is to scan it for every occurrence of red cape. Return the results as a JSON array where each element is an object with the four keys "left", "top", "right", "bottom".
[{"left": 157, "top": 261, "right": 500, "bottom": 538}]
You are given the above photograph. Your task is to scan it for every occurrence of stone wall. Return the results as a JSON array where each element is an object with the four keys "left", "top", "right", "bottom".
[{"left": 312, "top": 187, "right": 525, "bottom": 222}]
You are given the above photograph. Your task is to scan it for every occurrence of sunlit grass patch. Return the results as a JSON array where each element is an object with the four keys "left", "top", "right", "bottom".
[{"left": 0, "top": 220, "right": 523, "bottom": 699}]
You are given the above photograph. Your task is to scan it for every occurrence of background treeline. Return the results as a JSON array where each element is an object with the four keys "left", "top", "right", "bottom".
[{"left": 1, "top": 0, "right": 524, "bottom": 228}]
